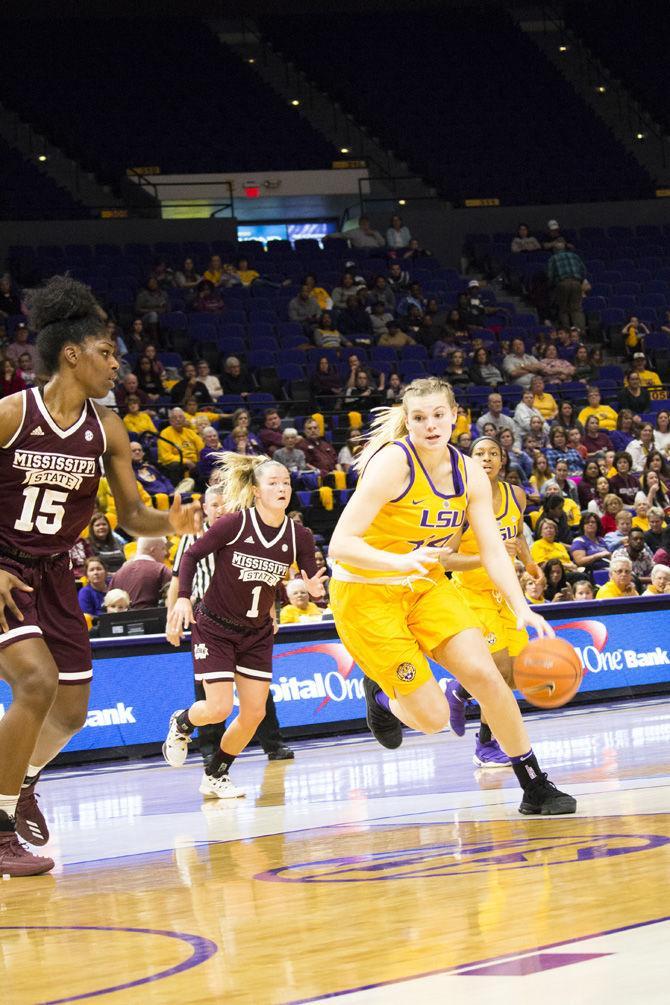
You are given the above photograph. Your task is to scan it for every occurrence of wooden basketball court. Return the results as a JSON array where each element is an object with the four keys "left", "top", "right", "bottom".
[{"left": 3, "top": 699, "right": 669, "bottom": 1004}]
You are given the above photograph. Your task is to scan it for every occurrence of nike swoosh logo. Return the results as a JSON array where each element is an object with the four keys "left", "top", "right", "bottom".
[
  {"left": 412, "top": 499, "right": 426, "bottom": 505},
  {"left": 524, "top": 682, "right": 556, "bottom": 695}
]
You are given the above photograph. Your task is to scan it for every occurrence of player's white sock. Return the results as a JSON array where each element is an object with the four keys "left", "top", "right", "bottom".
[
  {"left": 0, "top": 793, "right": 20, "bottom": 822},
  {"left": 23, "top": 763, "right": 48, "bottom": 787}
]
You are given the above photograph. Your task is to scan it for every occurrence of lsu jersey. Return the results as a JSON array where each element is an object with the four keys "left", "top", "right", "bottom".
[
  {"left": 337, "top": 437, "right": 469, "bottom": 581},
  {"left": 452, "top": 480, "right": 523, "bottom": 593}
]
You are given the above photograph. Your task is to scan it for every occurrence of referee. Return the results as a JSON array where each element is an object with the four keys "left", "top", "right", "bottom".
[{"left": 166, "top": 483, "right": 295, "bottom": 762}]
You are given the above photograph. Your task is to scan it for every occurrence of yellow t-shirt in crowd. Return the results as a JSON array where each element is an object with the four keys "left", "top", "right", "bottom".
[
  {"left": 596, "top": 581, "right": 639, "bottom": 599},
  {"left": 530, "top": 538, "right": 572, "bottom": 566},
  {"left": 632, "top": 515, "right": 650, "bottom": 532},
  {"left": 123, "top": 411, "right": 158, "bottom": 436},
  {"left": 185, "top": 411, "right": 221, "bottom": 429},
  {"left": 203, "top": 268, "right": 223, "bottom": 286},
  {"left": 450, "top": 411, "right": 471, "bottom": 444},
  {"left": 626, "top": 369, "right": 661, "bottom": 388},
  {"left": 157, "top": 426, "right": 204, "bottom": 466},
  {"left": 578, "top": 404, "right": 618, "bottom": 431},
  {"left": 280, "top": 602, "right": 323, "bottom": 624},
  {"left": 237, "top": 269, "right": 260, "bottom": 286},
  {"left": 310, "top": 286, "right": 331, "bottom": 310},
  {"left": 533, "top": 392, "right": 558, "bottom": 420},
  {"left": 562, "top": 496, "right": 581, "bottom": 526}
]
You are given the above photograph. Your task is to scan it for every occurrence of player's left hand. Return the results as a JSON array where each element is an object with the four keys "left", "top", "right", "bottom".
[
  {"left": 301, "top": 567, "right": 328, "bottom": 598},
  {"left": 516, "top": 607, "right": 555, "bottom": 639},
  {"left": 166, "top": 597, "right": 195, "bottom": 646},
  {"left": 168, "top": 493, "right": 202, "bottom": 536}
]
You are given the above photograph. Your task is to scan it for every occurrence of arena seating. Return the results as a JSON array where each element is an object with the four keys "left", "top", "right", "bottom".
[
  {"left": 0, "top": 136, "right": 89, "bottom": 220},
  {"left": 0, "top": 19, "right": 337, "bottom": 190},
  {"left": 259, "top": 8, "right": 653, "bottom": 204},
  {"left": 470, "top": 226, "right": 670, "bottom": 371},
  {"left": 565, "top": 1, "right": 670, "bottom": 134}
]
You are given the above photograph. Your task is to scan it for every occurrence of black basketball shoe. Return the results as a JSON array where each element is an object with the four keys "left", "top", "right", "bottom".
[
  {"left": 363, "top": 677, "right": 403, "bottom": 749},
  {"left": 519, "top": 774, "right": 577, "bottom": 815}
]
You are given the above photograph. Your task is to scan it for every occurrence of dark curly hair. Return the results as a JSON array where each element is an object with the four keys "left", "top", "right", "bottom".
[{"left": 26, "top": 275, "right": 106, "bottom": 376}]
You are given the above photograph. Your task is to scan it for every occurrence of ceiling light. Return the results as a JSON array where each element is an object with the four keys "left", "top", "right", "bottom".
[
  {"left": 596, "top": 85, "right": 606, "bottom": 94},
  {"left": 291, "top": 99, "right": 300, "bottom": 107},
  {"left": 37, "top": 154, "right": 47, "bottom": 162},
  {"left": 340, "top": 147, "right": 350, "bottom": 154},
  {"left": 398, "top": 199, "right": 407, "bottom": 206},
  {"left": 636, "top": 132, "right": 645, "bottom": 140},
  {"left": 559, "top": 45, "right": 568, "bottom": 52}
]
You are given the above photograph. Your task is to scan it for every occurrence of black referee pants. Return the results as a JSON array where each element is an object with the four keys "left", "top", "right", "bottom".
[{"left": 193, "top": 680, "right": 287, "bottom": 758}]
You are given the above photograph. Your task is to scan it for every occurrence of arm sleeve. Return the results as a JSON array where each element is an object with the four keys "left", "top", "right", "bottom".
[
  {"left": 295, "top": 524, "right": 318, "bottom": 579},
  {"left": 177, "top": 513, "right": 240, "bottom": 598}
]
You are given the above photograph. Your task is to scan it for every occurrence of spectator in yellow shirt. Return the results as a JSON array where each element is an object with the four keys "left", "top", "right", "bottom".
[
  {"left": 596, "top": 556, "right": 639, "bottom": 599},
  {"left": 542, "top": 480, "right": 581, "bottom": 527},
  {"left": 183, "top": 395, "right": 222, "bottom": 432},
  {"left": 578, "top": 386, "right": 618, "bottom": 431},
  {"left": 629, "top": 352, "right": 662, "bottom": 389},
  {"left": 280, "top": 579, "right": 324, "bottom": 623},
  {"left": 123, "top": 394, "right": 158, "bottom": 437},
  {"left": 530, "top": 518, "right": 579, "bottom": 569},
  {"left": 235, "top": 257, "right": 260, "bottom": 286},
  {"left": 157, "top": 407, "right": 204, "bottom": 483},
  {"left": 304, "top": 273, "right": 332, "bottom": 311},
  {"left": 530, "top": 375, "right": 558, "bottom": 421},
  {"left": 450, "top": 405, "right": 471, "bottom": 445},
  {"left": 203, "top": 254, "right": 224, "bottom": 287}
]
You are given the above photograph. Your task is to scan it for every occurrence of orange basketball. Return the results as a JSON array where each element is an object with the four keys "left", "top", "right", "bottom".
[{"left": 513, "top": 637, "right": 583, "bottom": 709}]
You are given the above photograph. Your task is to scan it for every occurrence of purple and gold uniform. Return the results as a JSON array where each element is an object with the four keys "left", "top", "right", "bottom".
[
  {"left": 453, "top": 480, "right": 529, "bottom": 657},
  {"left": 178, "top": 508, "right": 317, "bottom": 685},
  {"left": 330, "top": 438, "right": 481, "bottom": 697},
  {"left": 0, "top": 387, "right": 106, "bottom": 682}
]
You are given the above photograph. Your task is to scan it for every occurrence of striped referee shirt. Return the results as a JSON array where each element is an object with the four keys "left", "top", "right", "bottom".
[{"left": 172, "top": 522, "right": 215, "bottom": 601}]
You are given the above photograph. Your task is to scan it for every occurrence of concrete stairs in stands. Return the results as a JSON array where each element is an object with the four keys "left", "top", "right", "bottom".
[
  {"left": 209, "top": 18, "right": 438, "bottom": 208},
  {"left": 513, "top": 6, "right": 669, "bottom": 187},
  {"left": 0, "top": 100, "right": 127, "bottom": 212}
]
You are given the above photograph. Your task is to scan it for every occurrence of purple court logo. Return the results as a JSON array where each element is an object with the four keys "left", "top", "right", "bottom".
[{"left": 256, "top": 833, "right": 669, "bottom": 883}]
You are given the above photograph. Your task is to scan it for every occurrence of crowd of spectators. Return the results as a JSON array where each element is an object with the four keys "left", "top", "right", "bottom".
[{"left": 1, "top": 221, "right": 669, "bottom": 630}]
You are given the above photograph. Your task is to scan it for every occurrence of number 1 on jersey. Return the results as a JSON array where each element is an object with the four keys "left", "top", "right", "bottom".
[
  {"left": 15, "top": 486, "right": 68, "bottom": 534},
  {"left": 246, "top": 584, "right": 262, "bottom": 618}
]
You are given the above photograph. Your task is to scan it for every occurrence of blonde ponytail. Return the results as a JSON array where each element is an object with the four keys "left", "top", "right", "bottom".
[
  {"left": 354, "top": 376, "right": 457, "bottom": 471},
  {"left": 209, "top": 452, "right": 285, "bottom": 511}
]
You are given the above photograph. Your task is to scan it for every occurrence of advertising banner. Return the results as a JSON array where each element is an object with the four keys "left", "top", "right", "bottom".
[{"left": 0, "top": 603, "right": 667, "bottom": 755}]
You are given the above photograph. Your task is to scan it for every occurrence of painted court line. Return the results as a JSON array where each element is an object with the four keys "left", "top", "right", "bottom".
[
  {"left": 280, "top": 915, "right": 670, "bottom": 1004},
  {"left": 0, "top": 925, "right": 217, "bottom": 1005}
]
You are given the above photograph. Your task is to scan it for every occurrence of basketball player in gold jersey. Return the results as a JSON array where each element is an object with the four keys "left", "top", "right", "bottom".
[
  {"left": 444, "top": 435, "right": 543, "bottom": 767},
  {"left": 329, "top": 377, "right": 576, "bottom": 814}
]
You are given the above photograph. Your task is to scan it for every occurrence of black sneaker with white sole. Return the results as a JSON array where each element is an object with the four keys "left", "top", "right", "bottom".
[
  {"left": 519, "top": 774, "right": 577, "bottom": 815},
  {"left": 363, "top": 677, "right": 403, "bottom": 749}
]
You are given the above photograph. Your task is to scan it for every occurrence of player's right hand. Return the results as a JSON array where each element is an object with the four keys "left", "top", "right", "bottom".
[
  {"left": 390, "top": 547, "right": 441, "bottom": 577},
  {"left": 0, "top": 571, "right": 33, "bottom": 634},
  {"left": 166, "top": 597, "right": 194, "bottom": 647}
]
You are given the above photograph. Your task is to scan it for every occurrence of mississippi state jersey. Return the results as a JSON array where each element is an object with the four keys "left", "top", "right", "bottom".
[
  {"left": 453, "top": 480, "right": 523, "bottom": 593},
  {"left": 0, "top": 387, "right": 105, "bottom": 555},
  {"left": 178, "top": 508, "right": 318, "bottom": 628},
  {"left": 338, "top": 437, "right": 469, "bottom": 580}
]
